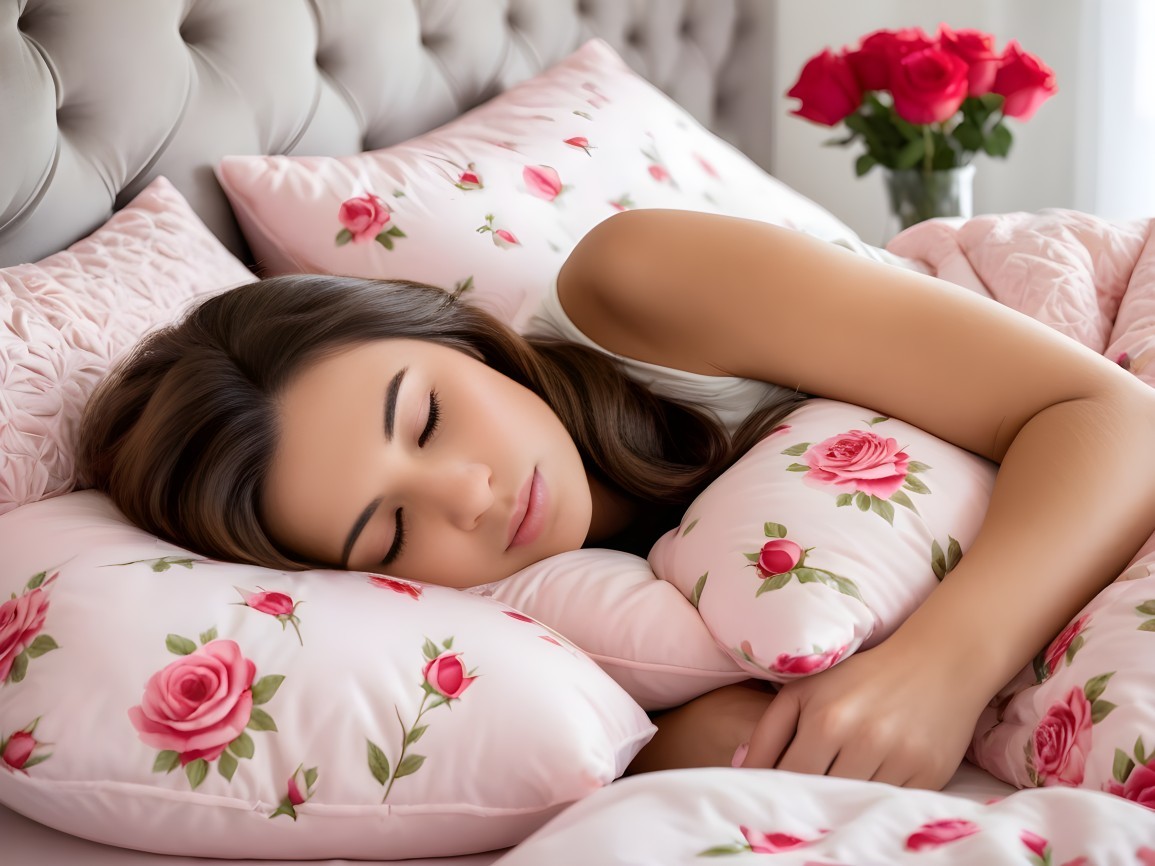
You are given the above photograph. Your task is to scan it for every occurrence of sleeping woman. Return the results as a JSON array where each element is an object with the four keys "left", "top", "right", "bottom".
[{"left": 78, "top": 208, "right": 1155, "bottom": 790}]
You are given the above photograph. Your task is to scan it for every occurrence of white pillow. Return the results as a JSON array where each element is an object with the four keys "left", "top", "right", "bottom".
[{"left": 0, "top": 492, "right": 653, "bottom": 860}]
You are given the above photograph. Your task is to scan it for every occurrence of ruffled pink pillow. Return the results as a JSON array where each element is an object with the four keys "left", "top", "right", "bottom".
[
  {"left": 0, "top": 177, "right": 255, "bottom": 515},
  {"left": 216, "top": 38, "right": 857, "bottom": 332}
]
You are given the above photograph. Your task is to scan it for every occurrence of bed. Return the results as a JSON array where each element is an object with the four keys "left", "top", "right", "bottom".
[{"left": 2, "top": 1, "right": 1155, "bottom": 863}]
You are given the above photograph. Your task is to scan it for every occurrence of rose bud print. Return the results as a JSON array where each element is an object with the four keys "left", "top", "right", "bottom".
[
  {"left": 1, "top": 731, "right": 40, "bottom": 771},
  {"left": 454, "top": 165, "right": 484, "bottom": 190},
  {"left": 336, "top": 193, "right": 391, "bottom": 243},
  {"left": 1042, "top": 615, "right": 1089, "bottom": 678},
  {"left": 756, "top": 539, "right": 803, "bottom": 577},
  {"left": 270, "top": 763, "right": 319, "bottom": 820},
  {"left": 1104, "top": 758, "right": 1155, "bottom": 809},
  {"left": 564, "top": 136, "right": 595, "bottom": 156},
  {"left": 476, "top": 214, "right": 520, "bottom": 248},
  {"left": 523, "top": 165, "right": 564, "bottom": 201},
  {"left": 648, "top": 163, "right": 671, "bottom": 182},
  {"left": 1021, "top": 830, "right": 1050, "bottom": 859},
  {"left": 235, "top": 587, "right": 304, "bottom": 645},
  {"left": 367, "top": 575, "right": 423, "bottom": 598},
  {"left": 423, "top": 651, "right": 477, "bottom": 700},
  {"left": 905, "top": 818, "right": 981, "bottom": 850},
  {"left": 771, "top": 645, "right": 847, "bottom": 676},
  {"left": 739, "top": 826, "right": 821, "bottom": 853}
]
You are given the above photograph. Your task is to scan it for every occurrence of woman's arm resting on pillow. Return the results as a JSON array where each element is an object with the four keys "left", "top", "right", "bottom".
[{"left": 560, "top": 209, "right": 1155, "bottom": 789}]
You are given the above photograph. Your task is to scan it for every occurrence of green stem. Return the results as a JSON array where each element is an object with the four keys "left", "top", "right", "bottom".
[
  {"left": 381, "top": 692, "right": 430, "bottom": 803},
  {"left": 922, "top": 125, "right": 934, "bottom": 174}
]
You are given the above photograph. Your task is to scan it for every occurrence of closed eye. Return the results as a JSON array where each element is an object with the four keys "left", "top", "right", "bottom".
[{"left": 381, "top": 390, "right": 440, "bottom": 567}]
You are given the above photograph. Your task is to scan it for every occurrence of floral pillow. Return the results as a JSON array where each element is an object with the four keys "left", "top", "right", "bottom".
[
  {"left": 0, "top": 491, "right": 653, "bottom": 860},
  {"left": 0, "top": 177, "right": 256, "bottom": 515},
  {"left": 969, "top": 535, "right": 1155, "bottom": 810},
  {"left": 647, "top": 398, "right": 998, "bottom": 682},
  {"left": 215, "top": 38, "right": 860, "bottom": 332}
]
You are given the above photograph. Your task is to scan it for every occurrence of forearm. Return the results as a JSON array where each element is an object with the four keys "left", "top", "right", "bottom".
[{"left": 888, "top": 391, "right": 1155, "bottom": 702}]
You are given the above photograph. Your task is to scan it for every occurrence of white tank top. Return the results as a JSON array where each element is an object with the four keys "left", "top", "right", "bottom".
[{"left": 524, "top": 278, "right": 802, "bottom": 435}]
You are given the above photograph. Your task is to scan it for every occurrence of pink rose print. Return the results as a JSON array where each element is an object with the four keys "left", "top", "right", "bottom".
[
  {"left": 1031, "top": 685, "right": 1095, "bottom": 786},
  {"left": 608, "top": 194, "right": 635, "bottom": 211},
  {"left": 772, "top": 645, "right": 848, "bottom": 676},
  {"left": 1043, "top": 615, "right": 1089, "bottom": 679},
  {"left": 454, "top": 163, "right": 484, "bottom": 190},
  {"left": 477, "top": 213, "right": 520, "bottom": 248},
  {"left": 1139, "top": 847, "right": 1155, "bottom": 865},
  {"left": 129, "top": 632, "right": 283, "bottom": 789},
  {"left": 1, "top": 719, "right": 51, "bottom": 773},
  {"left": 1, "top": 571, "right": 60, "bottom": 685},
  {"left": 523, "top": 165, "right": 565, "bottom": 200},
  {"left": 335, "top": 193, "right": 407, "bottom": 249},
  {"left": 503, "top": 611, "right": 536, "bottom": 624},
  {"left": 648, "top": 163, "right": 671, "bottom": 182},
  {"left": 270, "top": 763, "right": 319, "bottom": 821},
  {"left": 368, "top": 637, "right": 478, "bottom": 803},
  {"left": 698, "top": 826, "right": 825, "bottom": 857},
  {"left": 581, "top": 81, "right": 611, "bottom": 108},
  {"left": 368, "top": 574, "right": 423, "bottom": 598},
  {"left": 904, "top": 818, "right": 981, "bottom": 850},
  {"left": 695, "top": 153, "right": 720, "bottom": 179},
  {"left": 756, "top": 539, "right": 803, "bottom": 576},
  {"left": 745, "top": 523, "right": 862, "bottom": 600},
  {"left": 564, "top": 136, "right": 595, "bottom": 156},
  {"left": 1021, "top": 830, "right": 1050, "bottom": 863},
  {"left": 642, "top": 139, "right": 677, "bottom": 187},
  {"left": 1103, "top": 737, "right": 1155, "bottom": 810},
  {"left": 235, "top": 586, "right": 304, "bottom": 645},
  {"left": 424, "top": 651, "right": 477, "bottom": 700},
  {"left": 800, "top": 430, "right": 910, "bottom": 498},
  {"left": 784, "top": 425, "right": 928, "bottom": 525}
]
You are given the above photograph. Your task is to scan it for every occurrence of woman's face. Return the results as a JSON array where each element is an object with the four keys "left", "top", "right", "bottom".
[{"left": 261, "top": 339, "right": 593, "bottom": 587}]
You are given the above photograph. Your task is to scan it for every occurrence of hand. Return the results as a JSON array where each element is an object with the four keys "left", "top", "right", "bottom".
[{"left": 739, "top": 638, "right": 986, "bottom": 790}]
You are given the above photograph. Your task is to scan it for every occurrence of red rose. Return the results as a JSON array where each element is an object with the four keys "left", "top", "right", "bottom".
[
  {"left": 905, "top": 818, "right": 981, "bottom": 850},
  {"left": 1032, "top": 686, "right": 1093, "bottom": 786},
  {"left": 889, "top": 46, "right": 969, "bottom": 124},
  {"left": 1021, "top": 829, "right": 1049, "bottom": 859},
  {"left": 423, "top": 651, "right": 476, "bottom": 700},
  {"left": 1, "top": 731, "right": 37, "bottom": 770},
  {"left": 338, "top": 193, "right": 391, "bottom": 243},
  {"left": 938, "top": 25, "right": 1001, "bottom": 95},
  {"left": 1106, "top": 758, "right": 1155, "bottom": 809},
  {"left": 802, "top": 430, "right": 911, "bottom": 498},
  {"left": 0, "top": 588, "right": 50, "bottom": 683},
  {"left": 846, "top": 28, "right": 934, "bottom": 92},
  {"left": 991, "top": 40, "right": 1058, "bottom": 120},
  {"left": 786, "top": 49, "right": 863, "bottom": 126},
  {"left": 128, "top": 639, "right": 256, "bottom": 765},
  {"left": 1043, "top": 614, "right": 1089, "bottom": 677},
  {"left": 739, "top": 826, "right": 818, "bottom": 853},
  {"left": 756, "top": 539, "right": 803, "bottom": 577}
]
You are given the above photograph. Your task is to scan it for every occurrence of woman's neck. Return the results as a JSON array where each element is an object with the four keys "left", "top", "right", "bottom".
[{"left": 584, "top": 472, "right": 638, "bottom": 545}]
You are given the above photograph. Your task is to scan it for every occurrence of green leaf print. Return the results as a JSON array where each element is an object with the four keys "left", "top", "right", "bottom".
[
  {"left": 228, "top": 732, "right": 255, "bottom": 759},
  {"left": 1136, "top": 600, "right": 1155, "bottom": 616},
  {"left": 1114, "top": 748, "right": 1136, "bottom": 783},
  {"left": 153, "top": 750, "right": 181, "bottom": 773},
  {"left": 422, "top": 638, "right": 439, "bottom": 661},
  {"left": 890, "top": 489, "right": 918, "bottom": 513},
  {"left": 395, "top": 753, "right": 426, "bottom": 778},
  {"left": 1084, "top": 672, "right": 1115, "bottom": 704},
  {"left": 903, "top": 475, "right": 931, "bottom": 495},
  {"left": 185, "top": 759, "right": 209, "bottom": 790},
  {"left": 251, "top": 675, "right": 285, "bottom": 706},
  {"left": 682, "top": 517, "right": 700, "bottom": 537},
  {"left": 755, "top": 573, "right": 793, "bottom": 596},
  {"left": 25, "top": 635, "right": 58, "bottom": 658},
  {"left": 870, "top": 495, "right": 895, "bottom": 524},
  {"left": 336, "top": 228, "right": 353, "bottom": 246},
  {"left": 786, "top": 462, "right": 810, "bottom": 472},
  {"left": 699, "top": 843, "right": 750, "bottom": 856},
  {"left": 165, "top": 634, "right": 197, "bottom": 656},
  {"left": 367, "top": 740, "right": 391, "bottom": 785},
  {"left": 1091, "top": 700, "right": 1117, "bottom": 724},
  {"left": 690, "top": 573, "right": 708, "bottom": 608},
  {"left": 835, "top": 493, "right": 854, "bottom": 507},
  {"left": 26, "top": 571, "right": 47, "bottom": 590},
  {"left": 780, "top": 442, "right": 811, "bottom": 457},
  {"left": 866, "top": 416, "right": 889, "bottom": 426},
  {"left": 218, "top": 750, "right": 238, "bottom": 782},
  {"left": 247, "top": 708, "right": 278, "bottom": 732},
  {"left": 199, "top": 627, "right": 218, "bottom": 645},
  {"left": 406, "top": 725, "right": 429, "bottom": 746},
  {"left": 907, "top": 460, "right": 932, "bottom": 473},
  {"left": 763, "top": 522, "right": 787, "bottom": 538},
  {"left": 855, "top": 491, "right": 871, "bottom": 511}
]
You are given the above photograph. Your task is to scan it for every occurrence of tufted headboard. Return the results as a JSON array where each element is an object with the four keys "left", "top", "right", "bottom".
[{"left": 0, "top": 0, "right": 776, "bottom": 269}]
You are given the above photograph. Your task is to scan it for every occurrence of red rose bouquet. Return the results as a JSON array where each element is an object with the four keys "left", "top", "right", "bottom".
[{"left": 787, "top": 25, "right": 1057, "bottom": 177}]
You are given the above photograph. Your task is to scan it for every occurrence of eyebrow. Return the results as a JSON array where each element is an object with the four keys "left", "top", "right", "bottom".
[{"left": 340, "top": 367, "right": 407, "bottom": 567}]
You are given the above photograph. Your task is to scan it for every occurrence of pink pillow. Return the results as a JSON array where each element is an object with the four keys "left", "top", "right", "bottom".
[
  {"left": 970, "top": 533, "right": 1155, "bottom": 811},
  {"left": 0, "top": 177, "right": 255, "bottom": 515},
  {"left": 0, "top": 491, "right": 654, "bottom": 859},
  {"left": 647, "top": 399, "right": 997, "bottom": 682},
  {"left": 216, "top": 38, "right": 858, "bottom": 332}
]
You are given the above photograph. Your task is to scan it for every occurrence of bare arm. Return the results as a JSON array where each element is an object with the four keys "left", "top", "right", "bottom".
[{"left": 562, "top": 209, "right": 1155, "bottom": 786}]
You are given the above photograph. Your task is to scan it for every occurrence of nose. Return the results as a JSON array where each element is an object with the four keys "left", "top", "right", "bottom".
[{"left": 424, "top": 459, "right": 494, "bottom": 531}]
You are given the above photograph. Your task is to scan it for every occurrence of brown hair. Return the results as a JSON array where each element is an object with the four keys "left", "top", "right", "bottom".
[{"left": 78, "top": 275, "right": 804, "bottom": 569}]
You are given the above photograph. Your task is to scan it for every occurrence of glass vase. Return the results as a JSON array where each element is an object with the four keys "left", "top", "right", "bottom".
[{"left": 883, "top": 165, "right": 975, "bottom": 234}]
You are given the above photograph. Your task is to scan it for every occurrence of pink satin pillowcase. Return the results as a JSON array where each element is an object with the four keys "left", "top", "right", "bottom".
[{"left": 215, "top": 37, "right": 858, "bottom": 332}]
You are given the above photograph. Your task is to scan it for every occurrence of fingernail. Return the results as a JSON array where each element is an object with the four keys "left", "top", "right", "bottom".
[{"left": 731, "top": 742, "right": 749, "bottom": 768}]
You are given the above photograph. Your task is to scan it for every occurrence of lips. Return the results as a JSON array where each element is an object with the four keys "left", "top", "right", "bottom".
[{"left": 507, "top": 468, "right": 546, "bottom": 550}]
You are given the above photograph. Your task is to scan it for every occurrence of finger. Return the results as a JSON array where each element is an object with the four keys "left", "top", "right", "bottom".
[
  {"left": 868, "top": 758, "right": 915, "bottom": 788},
  {"left": 825, "top": 745, "right": 884, "bottom": 783},
  {"left": 740, "top": 688, "right": 800, "bottom": 768},
  {"left": 773, "top": 717, "right": 840, "bottom": 777}
]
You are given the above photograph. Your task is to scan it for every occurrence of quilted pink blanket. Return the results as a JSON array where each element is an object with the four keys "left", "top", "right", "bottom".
[{"left": 886, "top": 208, "right": 1155, "bottom": 389}]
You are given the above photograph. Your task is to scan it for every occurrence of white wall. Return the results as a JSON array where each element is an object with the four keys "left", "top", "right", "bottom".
[{"left": 767, "top": 0, "right": 1085, "bottom": 244}]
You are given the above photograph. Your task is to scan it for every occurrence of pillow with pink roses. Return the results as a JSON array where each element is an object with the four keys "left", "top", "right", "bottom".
[
  {"left": 645, "top": 398, "right": 998, "bottom": 682},
  {"left": 969, "top": 532, "right": 1155, "bottom": 808}
]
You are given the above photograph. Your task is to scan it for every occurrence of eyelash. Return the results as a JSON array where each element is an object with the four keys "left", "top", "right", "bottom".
[{"left": 381, "top": 390, "right": 441, "bottom": 566}]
